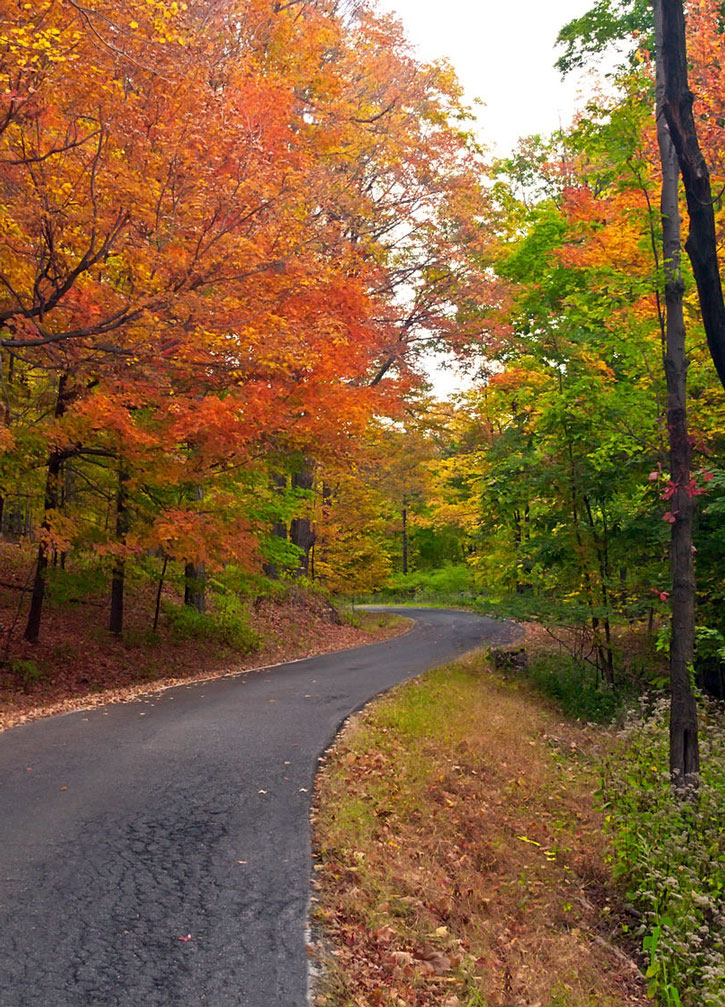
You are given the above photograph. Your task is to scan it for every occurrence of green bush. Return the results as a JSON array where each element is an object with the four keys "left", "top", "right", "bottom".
[
  {"left": 528, "top": 655, "right": 625, "bottom": 724},
  {"left": 46, "top": 564, "right": 108, "bottom": 605},
  {"left": 601, "top": 698, "right": 725, "bottom": 1006},
  {"left": 8, "top": 658, "right": 44, "bottom": 689},
  {"left": 373, "top": 563, "right": 475, "bottom": 602},
  {"left": 165, "top": 596, "right": 260, "bottom": 654}
]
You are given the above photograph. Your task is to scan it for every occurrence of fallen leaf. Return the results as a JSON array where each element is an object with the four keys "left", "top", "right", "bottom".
[
  {"left": 178, "top": 934, "right": 193, "bottom": 942},
  {"left": 414, "top": 948, "right": 452, "bottom": 974}
]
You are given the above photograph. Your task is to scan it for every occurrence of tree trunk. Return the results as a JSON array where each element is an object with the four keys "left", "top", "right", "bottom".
[
  {"left": 263, "top": 473, "right": 288, "bottom": 579},
  {"left": 24, "top": 376, "right": 69, "bottom": 644},
  {"left": 655, "top": 0, "right": 700, "bottom": 786},
  {"left": 184, "top": 561, "right": 206, "bottom": 612},
  {"left": 289, "top": 466, "right": 315, "bottom": 576},
  {"left": 184, "top": 484, "right": 206, "bottom": 612},
  {"left": 582, "top": 496, "right": 615, "bottom": 684},
  {"left": 660, "top": 0, "right": 725, "bottom": 391},
  {"left": 153, "top": 554, "right": 168, "bottom": 634},
  {"left": 109, "top": 463, "right": 128, "bottom": 636},
  {"left": 402, "top": 495, "right": 408, "bottom": 574}
]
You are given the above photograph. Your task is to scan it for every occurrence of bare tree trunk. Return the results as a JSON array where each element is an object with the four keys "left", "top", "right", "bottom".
[
  {"left": 660, "top": 0, "right": 725, "bottom": 391},
  {"left": 109, "top": 463, "right": 128, "bottom": 636},
  {"left": 184, "top": 484, "right": 206, "bottom": 612},
  {"left": 402, "top": 495, "right": 408, "bottom": 574},
  {"left": 153, "top": 554, "right": 168, "bottom": 634},
  {"left": 289, "top": 466, "right": 315, "bottom": 576},
  {"left": 655, "top": 0, "right": 700, "bottom": 786},
  {"left": 24, "top": 376, "right": 69, "bottom": 644},
  {"left": 583, "top": 496, "right": 615, "bottom": 684},
  {"left": 184, "top": 561, "right": 206, "bottom": 612},
  {"left": 263, "top": 473, "right": 288, "bottom": 579}
]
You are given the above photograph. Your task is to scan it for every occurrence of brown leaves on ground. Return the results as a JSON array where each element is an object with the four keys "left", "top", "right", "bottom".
[
  {"left": 311, "top": 654, "right": 648, "bottom": 1007},
  {"left": 0, "top": 548, "right": 408, "bottom": 731}
]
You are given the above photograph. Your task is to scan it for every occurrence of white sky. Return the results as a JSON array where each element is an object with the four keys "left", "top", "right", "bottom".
[
  {"left": 376, "top": 1, "right": 601, "bottom": 396},
  {"left": 379, "top": 0, "right": 600, "bottom": 155}
]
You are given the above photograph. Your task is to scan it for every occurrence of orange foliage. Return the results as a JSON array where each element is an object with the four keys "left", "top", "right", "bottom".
[{"left": 0, "top": 0, "right": 497, "bottom": 611}]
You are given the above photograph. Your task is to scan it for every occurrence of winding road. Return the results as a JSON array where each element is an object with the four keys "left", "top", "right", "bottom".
[{"left": 0, "top": 608, "right": 519, "bottom": 1007}]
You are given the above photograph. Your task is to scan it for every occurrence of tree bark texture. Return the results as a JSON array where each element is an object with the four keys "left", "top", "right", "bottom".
[
  {"left": 24, "top": 376, "right": 70, "bottom": 644},
  {"left": 184, "top": 485, "right": 206, "bottom": 612},
  {"left": 109, "top": 463, "right": 128, "bottom": 636},
  {"left": 660, "top": 0, "right": 725, "bottom": 391},
  {"left": 655, "top": 0, "right": 700, "bottom": 785},
  {"left": 263, "top": 473, "right": 288, "bottom": 579},
  {"left": 289, "top": 467, "right": 315, "bottom": 576},
  {"left": 153, "top": 555, "right": 168, "bottom": 634}
]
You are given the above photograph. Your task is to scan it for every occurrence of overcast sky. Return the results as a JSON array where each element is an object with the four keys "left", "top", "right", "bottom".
[
  {"left": 378, "top": 0, "right": 599, "bottom": 155},
  {"left": 374, "top": 1, "right": 601, "bottom": 396}
]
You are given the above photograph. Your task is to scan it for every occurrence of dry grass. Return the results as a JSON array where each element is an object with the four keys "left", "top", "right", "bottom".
[{"left": 312, "top": 652, "right": 648, "bottom": 1007}]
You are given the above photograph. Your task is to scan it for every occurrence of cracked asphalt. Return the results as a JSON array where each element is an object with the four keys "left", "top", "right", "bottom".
[{"left": 0, "top": 607, "right": 519, "bottom": 1007}]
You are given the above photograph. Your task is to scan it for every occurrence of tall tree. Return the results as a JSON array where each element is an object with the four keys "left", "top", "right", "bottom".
[
  {"left": 659, "top": 0, "right": 725, "bottom": 391},
  {"left": 653, "top": 0, "right": 700, "bottom": 784}
]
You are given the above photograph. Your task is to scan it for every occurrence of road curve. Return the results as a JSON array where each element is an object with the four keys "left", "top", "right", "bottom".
[{"left": 0, "top": 607, "right": 519, "bottom": 1007}]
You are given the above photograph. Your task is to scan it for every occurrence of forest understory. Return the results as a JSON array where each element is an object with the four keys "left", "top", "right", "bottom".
[
  {"left": 0, "top": 541, "right": 407, "bottom": 732},
  {"left": 312, "top": 648, "right": 650, "bottom": 1007}
]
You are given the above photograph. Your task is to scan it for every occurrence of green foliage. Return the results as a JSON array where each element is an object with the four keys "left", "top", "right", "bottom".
[
  {"left": 210, "top": 564, "right": 290, "bottom": 601},
  {"left": 373, "top": 563, "right": 475, "bottom": 602},
  {"left": 527, "top": 654, "right": 627, "bottom": 723},
  {"left": 45, "top": 564, "right": 108, "bottom": 606},
  {"left": 555, "top": 0, "right": 653, "bottom": 75},
  {"left": 409, "top": 524, "right": 464, "bottom": 569},
  {"left": 164, "top": 595, "right": 260, "bottom": 654},
  {"left": 602, "top": 699, "right": 725, "bottom": 1006},
  {"left": 7, "top": 658, "right": 44, "bottom": 688},
  {"left": 695, "top": 471, "right": 725, "bottom": 657},
  {"left": 258, "top": 534, "right": 303, "bottom": 576}
]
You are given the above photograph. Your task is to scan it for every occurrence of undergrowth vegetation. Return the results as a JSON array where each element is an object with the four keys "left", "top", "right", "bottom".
[
  {"left": 312, "top": 653, "right": 647, "bottom": 1007},
  {"left": 602, "top": 699, "right": 725, "bottom": 1007},
  {"left": 164, "top": 596, "right": 261, "bottom": 654},
  {"left": 527, "top": 654, "right": 633, "bottom": 724},
  {"left": 314, "top": 624, "right": 725, "bottom": 1007}
]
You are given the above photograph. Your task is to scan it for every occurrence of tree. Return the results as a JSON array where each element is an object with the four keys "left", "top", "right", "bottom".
[
  {"left": 653, "top": 0, "right": 699, "bottom": 784},
  {"left": 659, "top": 0, "right": 725, "bottom": 391}
]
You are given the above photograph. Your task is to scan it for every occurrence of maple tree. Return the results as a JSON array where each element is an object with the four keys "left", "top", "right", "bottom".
[{"left": 0, "top": 0, "right": 496, "bottom": 645}]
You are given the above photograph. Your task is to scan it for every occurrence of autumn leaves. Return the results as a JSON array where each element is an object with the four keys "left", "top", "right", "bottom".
[{"left": 0, "top": 0, "right": 492, "bottom": 641}]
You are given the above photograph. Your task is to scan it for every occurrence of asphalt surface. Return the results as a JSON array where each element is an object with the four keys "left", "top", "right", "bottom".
[{"left": 0, "top": 607, "right": 520, "bottom": 1007}]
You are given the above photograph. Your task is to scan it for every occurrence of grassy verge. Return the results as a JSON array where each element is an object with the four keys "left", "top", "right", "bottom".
[
  {"left": 312, "top": 652, "right": 648, "bottom": 1007},
  {"left": 601, "top": 698, "right": 725, "bottom": 1007}
]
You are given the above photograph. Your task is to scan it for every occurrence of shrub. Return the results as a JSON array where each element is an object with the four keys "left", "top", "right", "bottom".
[
  {"left": 374, "top": 563, "right": 475, "bottom": 601},
  {"left": 528, "top": 655, "right": 626, "bottom": 723},
  {"left": 8, "top": 658, "right": 44, "bottom": 689},
  {"left": 601, "top": 698, "right": 725, "bottom": 1006},
  {"left": 165, "top": 595, "right": 260, "bottom": 654}
]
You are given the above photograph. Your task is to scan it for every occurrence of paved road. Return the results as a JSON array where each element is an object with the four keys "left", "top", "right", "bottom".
[{"left": 0, "top": 608, "right": 519, "bottom": 1007}]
